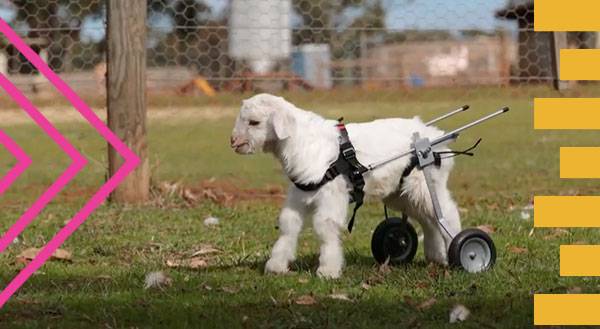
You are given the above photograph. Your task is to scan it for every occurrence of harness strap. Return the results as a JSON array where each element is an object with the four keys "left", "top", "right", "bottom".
[
  {"left": 399, "top": 155, "right": 419, "bottom": 187},
  {"left": 293, "top": 164, "right": 339, "bottom": 191},
  {"left": 399, "top": 138, "right": 483, "bottom": 188},
  {"left": 292, "top": 145, "right": 346, "bottom": 192},
  {"left": 337, "top": 122, "right": 367, "bottom": 233},
  {"left": 292, "top": 119, "right": 368, "bottom": 233}
]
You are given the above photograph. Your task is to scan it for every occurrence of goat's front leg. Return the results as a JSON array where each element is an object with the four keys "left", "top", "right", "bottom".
[
  {"left": 312, "top": 185, "right": 349, "bottom": 279},
  {"left": 265, "top": 188, "right": 307, "bottom": 274}
]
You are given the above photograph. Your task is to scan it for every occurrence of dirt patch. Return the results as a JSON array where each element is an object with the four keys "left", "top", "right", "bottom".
[
  {"left": 5, "top": 180, "right": 283, "bottom": 209},
  {"left": 155, "top": 179, "right": 285, "bottom": 207},
  {"left": 193, "top": 179, "right": 285, "bottom": 205}
]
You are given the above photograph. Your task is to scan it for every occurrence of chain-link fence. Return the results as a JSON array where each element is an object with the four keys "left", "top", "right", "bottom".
[{"left": 0, "top": 0, "right": 597, "bottom": 99}]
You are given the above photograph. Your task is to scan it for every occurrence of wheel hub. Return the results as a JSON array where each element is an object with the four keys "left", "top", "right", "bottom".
[
  {"left": 460, "top": 237, "right": 491, "bottom": 273},
  {"left": 383, "top": 227, "right": 413, "bottom": 262}
]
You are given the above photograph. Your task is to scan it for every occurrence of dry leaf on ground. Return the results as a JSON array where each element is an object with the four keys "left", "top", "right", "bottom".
[
  {"left": 190, "top": 244, "right": 221, "bottom": 257},
  {"left": 417, "top": 297, "right": 437, "bottom": 311},
  {"left": 476, "top": 225, "right": 495, "bottom": 234},
  {"left": 159, "top": 181, "right": 181, "bottom": 196},
  {"left": 17, "top": 247, "right": 72, "bottom": 262},
  {"left": 295, "top": 295, "right": 317, "bottom": 305},
  {"left": 182, "top": 188, "right": 200, "bottom": 202},
  {"left": 508, "top": 246, "right": 528, "bottom": 254},
  {"left": 378, "top": 257, "right": 392, "bottom": 274},
  {"left": 328, "top": 293, "right": 352, "bottom": 302},
  {"left": 543, "top": 228, "right": 570, "bottom": 240},
  {"left": 166, "top": 257, "right": 208, "bottom": 269},
  {"left": 52, "top": 249, "right": 72, "bottom": 260}
]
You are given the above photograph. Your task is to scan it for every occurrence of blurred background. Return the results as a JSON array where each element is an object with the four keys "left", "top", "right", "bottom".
[
  {"left": 0, "top": 0, "right": 594, "bottom": 98},
  {"left": 0, "top": 0, "right": 596, "bottom": 204}
]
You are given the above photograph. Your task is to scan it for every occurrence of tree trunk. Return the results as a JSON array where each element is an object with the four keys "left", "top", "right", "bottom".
[{"left": 106, "top": 0, "right": 149, "bottom": 203}]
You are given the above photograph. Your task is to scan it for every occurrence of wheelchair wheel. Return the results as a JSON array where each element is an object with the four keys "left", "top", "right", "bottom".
[
  {"left": 371, "top": 217, "right": 418, "bottom": 265},
  {"left": 448, "top": 228, "right": 496, "bottom": 273}
]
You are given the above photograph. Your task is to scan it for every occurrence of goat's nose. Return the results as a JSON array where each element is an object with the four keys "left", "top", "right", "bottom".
[
  {"left": 231, "top": 135, "right": 248, "bottom": 148},
  {"left": 230, "top": 136, "right": 242, "bottom": 148}
]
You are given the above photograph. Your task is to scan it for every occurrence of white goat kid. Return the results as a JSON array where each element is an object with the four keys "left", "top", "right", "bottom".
[{"left": 230, "top": 94, "right": 461, "bottom": 279}]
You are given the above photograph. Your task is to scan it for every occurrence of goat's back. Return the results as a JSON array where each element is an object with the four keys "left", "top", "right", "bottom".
[{"left": 345, "top": 117, "right": 445, "bottom": 165}]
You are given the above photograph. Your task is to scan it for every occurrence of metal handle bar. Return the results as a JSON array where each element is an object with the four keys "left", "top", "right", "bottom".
[
  {"left": 367, "top": 149, "right": 414, "bottom": 171},
  {"left": 429, "top": 107, "right": 509, "bottom": 147},
  {"left": 366, "top": 107, "right": 509, "bottom": 171},
  {"left": 425, "top": 105, "right": 469, "bottom": 126}
]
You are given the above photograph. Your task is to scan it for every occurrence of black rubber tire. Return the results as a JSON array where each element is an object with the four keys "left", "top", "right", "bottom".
[
  {"left": 371, "top": 217, "right": 418, "bottom": 265},
  {"left": 448, "top": 228, "right": 496, "bottom": 273}
]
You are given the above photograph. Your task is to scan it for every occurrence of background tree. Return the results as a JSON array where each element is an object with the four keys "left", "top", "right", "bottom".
[
  {"left": 7, "top": 0, "right": 104, "bottom": 72},
  {"left": 292, "top": 0, "right": 385, "bottom": 45}
]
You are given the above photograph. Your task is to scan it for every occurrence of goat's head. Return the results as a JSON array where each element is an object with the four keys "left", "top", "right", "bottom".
[{"left": 231, "top": 93, "right": 295, "bottom": 155}]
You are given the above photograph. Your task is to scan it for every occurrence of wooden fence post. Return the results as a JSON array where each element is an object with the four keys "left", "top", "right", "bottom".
[
  {"left": 550, "top": 32, "right": 569, "bottom": 91},
  {"left": 106, "top": 0, "right": 149, "bottom": 203}
]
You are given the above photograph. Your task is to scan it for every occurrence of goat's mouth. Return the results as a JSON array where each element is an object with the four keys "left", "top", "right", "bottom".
[{"left": 233, "top": 142, "right": 253, "bottom": 154}]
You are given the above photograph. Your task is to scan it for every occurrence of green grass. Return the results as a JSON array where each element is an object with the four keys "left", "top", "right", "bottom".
[{"left": 1, "top": 87, "right": 600, "bottom": 328}]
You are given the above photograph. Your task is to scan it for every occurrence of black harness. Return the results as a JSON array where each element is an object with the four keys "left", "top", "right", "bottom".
[{"left": 293, "top": 120, "right": 368, "bottom": 233}]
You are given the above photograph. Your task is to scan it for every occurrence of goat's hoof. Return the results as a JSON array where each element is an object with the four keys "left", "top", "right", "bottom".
[
  {"left": 316, "top": 266, "right": 341, "bottom": 279},
  {"left": 264, "top": 258, "right": 289, "bottom": 274},
  {"left": 425, "top": 252, "right": 449, "bottom": 267}
]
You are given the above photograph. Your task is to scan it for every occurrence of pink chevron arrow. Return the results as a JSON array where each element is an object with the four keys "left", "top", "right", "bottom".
[
  {"left": 0, "top": 130, "right": 31, "bottom": 196},
  {"left": 0, "top": 73, "right": 86, "bottom": 257},
  {"left": 0, "top": 18, "right": 140, "bottom": 308}
]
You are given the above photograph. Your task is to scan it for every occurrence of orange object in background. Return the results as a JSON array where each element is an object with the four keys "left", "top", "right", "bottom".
[{"left": 178, "top": 76, "right": 216, "bottom": 96}]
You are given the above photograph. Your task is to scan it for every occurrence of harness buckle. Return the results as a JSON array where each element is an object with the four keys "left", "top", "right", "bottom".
[{"left": 342, "top": 147, "right": 356, "bottom": 159}]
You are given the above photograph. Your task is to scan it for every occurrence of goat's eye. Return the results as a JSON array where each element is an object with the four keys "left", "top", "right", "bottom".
[{"left": 249, "top": 120, "right": 260, "bottom": 126}]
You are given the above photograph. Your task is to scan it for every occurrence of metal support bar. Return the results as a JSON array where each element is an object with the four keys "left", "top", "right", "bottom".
[
  {"left": 421, "top": 165, "right": 452, "bottom": 237},
  {"left": 390, "top": 131, "right": 464, "bottom": 239},
  {"left": 425, "top": 105, "right": 469, "bottom": 126},
  {"left": 412, "top": 131, "right": 453, "bottom": 238},
  {"left": 367, "top": 149, "right": 414, "bottom": 171},
  {"left": 367, "top": 107, "right": 509, "bottom": 171}
]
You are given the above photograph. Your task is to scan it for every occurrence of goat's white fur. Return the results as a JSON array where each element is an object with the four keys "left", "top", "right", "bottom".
[{"left": 231, "top": 94, "right": 461, "bottom": 279}]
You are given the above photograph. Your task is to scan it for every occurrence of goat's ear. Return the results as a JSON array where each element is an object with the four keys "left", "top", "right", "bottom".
[{"left": 271, "top": 110, "right": 294, "bottom": 140}]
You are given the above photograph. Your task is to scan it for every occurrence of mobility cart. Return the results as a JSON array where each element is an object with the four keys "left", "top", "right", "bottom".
[{"left": 367, "top": 105, "right": 509, "bottom": 273}]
